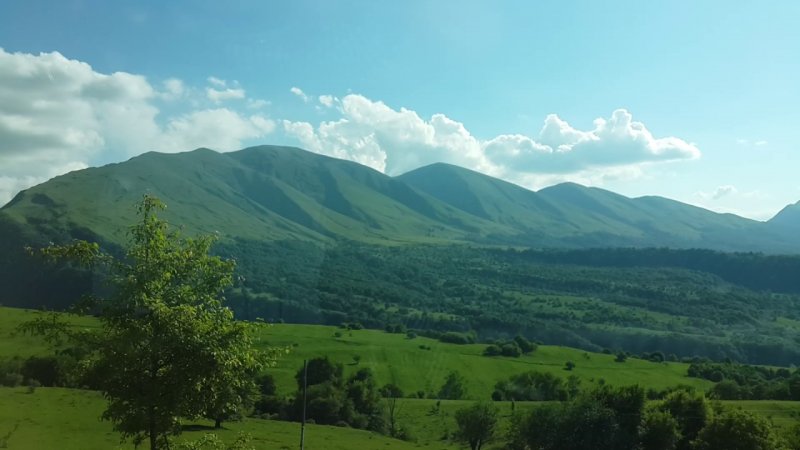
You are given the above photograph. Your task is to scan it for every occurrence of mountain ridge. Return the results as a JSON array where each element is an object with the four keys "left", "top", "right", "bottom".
[{"left": 1, "top": 145, "right": 797, "bottom": 253}]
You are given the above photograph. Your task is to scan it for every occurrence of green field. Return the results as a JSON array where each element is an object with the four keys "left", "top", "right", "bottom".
[
  {"left": 1, "top": 387, "right": 798, "bottom": 450},
  {"left": 254, "top": 323, "right": 713, "bottom": 398},
  {"left": 3, "top": 306, "right": 800, "bottom": 449},
  {"left": 1, "top": 306, "right": 712, "bottom": 399}
]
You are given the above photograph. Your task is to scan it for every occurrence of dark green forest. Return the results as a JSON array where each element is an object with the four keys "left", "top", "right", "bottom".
[{"left": 7, "top": 231, "right": 800, "bottom": 366}]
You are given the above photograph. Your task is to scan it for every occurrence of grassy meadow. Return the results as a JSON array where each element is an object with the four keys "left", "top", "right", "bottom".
[{"left": 2, "top": 306, "right": 799, "bottom": 449}]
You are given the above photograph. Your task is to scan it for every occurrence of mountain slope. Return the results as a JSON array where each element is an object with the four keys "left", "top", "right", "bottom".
[
  {"left": 769, "top": 201, "right": 800, "bottom": 230},
  {"left": 400, "top": 164, "right": 798, "bottom": 252},
  {"left": 0, "top": 146, "right": 507, "bottom": 247},
  {"left": 1, "top": 145, "right": 797, "bottom": 252}
]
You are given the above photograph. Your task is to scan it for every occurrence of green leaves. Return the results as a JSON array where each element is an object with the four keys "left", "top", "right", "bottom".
[{"left": 25, "top": 195, "right": 270, "bottom": 449}]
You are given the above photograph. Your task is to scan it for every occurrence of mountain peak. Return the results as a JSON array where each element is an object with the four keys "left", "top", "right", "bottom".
[{"left": 769, "top": 200, "right": 800, "bottom": 228}]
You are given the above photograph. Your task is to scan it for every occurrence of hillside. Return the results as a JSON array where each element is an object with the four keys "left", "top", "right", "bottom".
[
  {"left": 1, "top": 145, "right": 797, "bottom": 252},
  {"left": 770, "top": 201, "right": 800, "bottom": 230}
]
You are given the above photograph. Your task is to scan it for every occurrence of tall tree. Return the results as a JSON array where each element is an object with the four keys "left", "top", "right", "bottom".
[{"left": 25, "top": 196, "right": 270, "bottom": 449}]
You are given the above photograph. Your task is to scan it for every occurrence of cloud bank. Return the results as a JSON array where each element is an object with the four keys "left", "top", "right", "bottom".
[
  {"left": 283, "top": 93, "right": 700, "bottom": 188},
  {"left": 0, "top": 48, "right": 275, "bottom": 205}
]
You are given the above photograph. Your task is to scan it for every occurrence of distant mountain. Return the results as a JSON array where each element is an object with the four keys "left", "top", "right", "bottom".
[
  {"left": 769, "top": 201, "right": 800, "bottom": 230},
  {"left": 400, "top": 163, "right": 798, "bottom": 252},
  {"left": 1, "top": 145, "right": 797, "bottom": 253}
]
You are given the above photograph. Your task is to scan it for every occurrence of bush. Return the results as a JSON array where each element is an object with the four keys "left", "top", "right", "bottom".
[
  {"left": 1, "top": 372, "right": 23, "bottom": 387},
  {"left": 615, "top": 352, "right": 628, "bottom": 363},
  {"left": 380, "top": 383, "right": 403, "bottom": 398},
  {"left": 564, "top": 361, "right": 575, "bottom": 371},
  {"left": 439, "top": 332, "right": 472, "bottom": 345},
  {"left": 483, "top": 345, "right": 502, "bottom": 356},
  {"left": 501, "top": 343, "right": 522, "bottom": 357}
]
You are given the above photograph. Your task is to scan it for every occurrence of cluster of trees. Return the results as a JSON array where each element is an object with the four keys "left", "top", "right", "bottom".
[
  {"left": 483, "top": 335, "right": 537, "bottom": 357},
  {"left": 688, "top": 362, "right": 800, "bottom": 400},
  {"left": 261, "top": 357, "right": 385, "bottom": 430},
  {"left": 491, "top": 371, "right": 580, "bottom": 401},
  {"left": 454, "top": 386, "right": 792, "bottom": 450}
]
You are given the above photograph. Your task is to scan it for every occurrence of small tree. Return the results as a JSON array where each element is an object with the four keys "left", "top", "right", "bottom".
[
  {"left": 639, "top": 407, "right": 681, "bottom": 450},
  {"left": 438, "top": 371, "right": 467, "bottom": 400},
  {"left": 23, "top": 196, "right": 273, "bottom": 449},
  {"left": 454, "top": 402, "right": 498, "bottom": 450}
]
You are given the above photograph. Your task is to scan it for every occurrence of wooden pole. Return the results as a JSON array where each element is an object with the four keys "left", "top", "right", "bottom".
[{"left": 300, "top": 359, "right": 307, "bottom": 450}]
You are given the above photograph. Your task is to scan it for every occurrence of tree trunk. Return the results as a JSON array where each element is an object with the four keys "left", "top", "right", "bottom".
[
  {"left": 214, "top": 417, "right": 222, "bottom": 429},
  {"left": 149, "top": 417, "right": 157, "bottom": 450}
]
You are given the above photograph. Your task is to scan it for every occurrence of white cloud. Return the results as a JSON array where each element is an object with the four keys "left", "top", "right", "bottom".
[
  {"left": 207, "top": 76, "right": 226, "bottom": 87},
  {"left": 695, "top": 185, "right": 740, "bottom": 201},
  {"left": 737, "top": 138, "right": 769, "bottom": 148},
  {"left": 318, "top": 95, "right": 335, "bottom": 107},
  {"left": 206, "top": 86, "right": 246, "bottom": 103},
  {"left": 247, "top": 99, "right": 270, "bottom": 109},
  {"left": 290, "top": 86, "right": 310, "bottom": 102},
  {"left": 0, "top": 49, "right": 275, "bottom": 206},
  {"left": 711, "top": 185, "right": 738, "bottom": 200},
  {"left": 284, "top": 93, "right": 700, "bottom": 189},
  {"left": 160, "top": 78, "right": 185, "bottom": 100}
]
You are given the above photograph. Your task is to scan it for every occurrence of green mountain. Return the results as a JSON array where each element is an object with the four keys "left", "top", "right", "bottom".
[
  {"left": 399, "top": 163, "right": 798, "bottom": 252},
  {"left": 0, "top": 146, "right": 507, "bottom": 248},
  {"left": 2, "top": 145, "right": 797, "bottom": 252}
]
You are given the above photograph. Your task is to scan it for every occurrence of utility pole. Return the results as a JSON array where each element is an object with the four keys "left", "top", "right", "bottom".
[{"left": 300, "top": 359, "right": 307, "bottom": 450}]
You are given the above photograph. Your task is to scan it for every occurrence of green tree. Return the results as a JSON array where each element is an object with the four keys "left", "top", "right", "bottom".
[
  {"left": 454, "top": 402, "right": 498, "bottom": 450},
  {"left": 693, "top": 408, "right": 785, "bottom": 450},
  {"left": 24, "top": 196, "right": 270, "bottom": 449},
  {"left": 438, "top": 370, "right": 467, "bottom": 400},
  {"left": 639, "top": 407, "right": 681, "bottom": 450},
  {"left": 658, "top": 390, "right": 710, "bottom": 450}
]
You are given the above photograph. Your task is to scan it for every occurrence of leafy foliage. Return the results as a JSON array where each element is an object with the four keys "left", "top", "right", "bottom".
[{"left": 21, "top": 196, "right": 272, "bottom": 449}]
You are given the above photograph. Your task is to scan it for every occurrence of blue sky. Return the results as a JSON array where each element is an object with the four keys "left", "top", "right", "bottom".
[{"left": 0, "top": 0, "right": 798, "bottom": 219}]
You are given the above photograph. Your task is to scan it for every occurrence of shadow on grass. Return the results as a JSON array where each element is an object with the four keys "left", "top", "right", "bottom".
[{"left": 181, "top": 424, "right": 219, "bottom": 432}]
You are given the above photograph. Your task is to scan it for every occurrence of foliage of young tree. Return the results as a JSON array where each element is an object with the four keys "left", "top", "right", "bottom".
[
  {"left": 23, "top": 196, "right": 272, "bottom": 449},
  {"left": 692, "top": 408, "right": 786, "bottom": 450},
  {"left": 657, "top": 390, "right": 710, "bottom": 450},
  {"left": 453, "top": 402, "right": 498, "bottom": 450},
  {"left": 639, "top": 407, "right": 681, "bottom": 450},
  {"left": 437, "top": 370, "right": 467, "bottom": 400}
]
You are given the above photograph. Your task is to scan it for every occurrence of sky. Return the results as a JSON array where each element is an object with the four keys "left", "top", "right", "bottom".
[{"left": 0, "top": 1, "right": 798, "bottom": 220}]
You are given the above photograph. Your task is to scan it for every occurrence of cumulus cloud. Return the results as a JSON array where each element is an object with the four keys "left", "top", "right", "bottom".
[
  {"left": 283, "top": 93, "right": 700, "bottom": 188},
  {"left": 290, "top": 86, "right": 310, "bottom": 102},
  {"left": 0, "top": 48, "right": 275, "bottom": 205}
]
